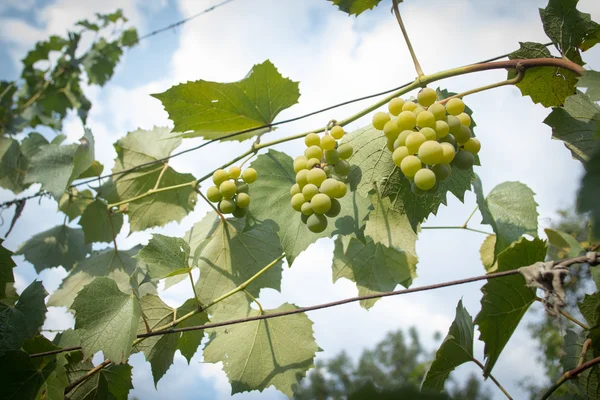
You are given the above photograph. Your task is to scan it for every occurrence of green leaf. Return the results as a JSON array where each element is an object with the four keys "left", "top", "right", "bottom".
[
  {"left": 67, "top": 362, "right": 133, "bottom": 400},
  {"left": 22, "top": 335, "right": 69, "bottom": 400},
  {"left": 72, "top": 277, "right": 141, "bottom": 363},
  {"left": 58, "top": 189, "right": 94, "bottom": 222},
  {"left": 545, "top": 228, "right": 584, "bottom": 258},
  {"left": 0, "top": 137, "right": 28, "bottom": 194},
  {"left": 578, "top": 293, "right": 600, "bottom": 328},
  {"left": 75, "top": 160, "right": 104, "bottom": 179},
  {"left": 422, "top": 300, "right": 474, "bottom": 392},
  {"left": 153, "top": 60, "right": 300, "bottom": 141},
  {"left": 20, "top": 132, "right": 49, "bottom": 159},
  {"left": 0, "top": 239, "right": 16, "bottom": 299},
  {"left": 562, "top": 329, "right": 600, "bottom": 399},
  {"left": 577, "top": 70, "right": 600, "bottom": 101},
  {"left": 480, "top": 235, "right": 497, "bottom": 272},
  {"left": 327, "top": 0, "right": 383, "bottom": 16},
  {"left": 578, "top": 150, "right": 600, "bottom": 238},
  {"left": 203, "top": 303, "right": 318, "bottom": 397},
  {"left": 176, "top": 298, "right": 209, "bottom": 363},
  {"left": 0, "top": 350, "right": 56, "bottom": 400},
  {"left": 332, "top": 235, "right": 417, "bottom": 309},
  {"left": 364, "top": 191, "right": 418, "bottom": 252},
  {"left": 22, "top": 35, "right": 68, "bottom": 66},
  {"left": 16, "top": 225, "right": 91, "bottom": 273},
  {"left": 82, "top": 39, "right": 123, "bottom": 86},
  {"left": 119, "top": 28, "right": 139, "bottom": 47},
  {"left": 248, "top": 149, "right": 370, "bottom": 264},
  {"left": 112, "top": 127, "right": 197, "bottom": 232},
  {"left": 136, "top": 234, "right": 191, "bottom": 280},
  {"left": 78, "top": 199, "right": 123, "bottom": 244},
  {"left": 507, "top": 42, "right": 577, "bottom": 107},
  {"left": 474, "top": 237, "right": 547, "bottom": 376},
  {"left": 544, "top": 92, "right": 600, "bottom": 162}
]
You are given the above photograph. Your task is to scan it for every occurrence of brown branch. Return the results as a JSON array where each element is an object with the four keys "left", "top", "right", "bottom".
[
  {"left": 64, "top": 359, "right": 111, "bottom": 394},
  {"left": 541, "top": 355, "right": 600, "bottom": 400}
]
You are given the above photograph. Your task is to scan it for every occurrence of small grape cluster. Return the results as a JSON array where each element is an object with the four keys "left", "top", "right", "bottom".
[
  {"left": 206, "top": 166, "right": 258, "bottom": 218},
  {"left": 290, "top": 126, "right": 353, "bottom": 233},
  {"left": 372, "top": 88, "right": 481, "bottom": 195}
]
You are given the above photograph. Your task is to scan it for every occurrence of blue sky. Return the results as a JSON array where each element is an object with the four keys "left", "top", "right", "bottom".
[{"left": 1, "top": 0, "right": 600, "bottom": 399}]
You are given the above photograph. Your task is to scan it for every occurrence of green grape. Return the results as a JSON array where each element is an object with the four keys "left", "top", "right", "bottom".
[
  {"left": 439, "top": 134, "right": 457, "bottom": 148},
  {"left": 405, "top": 131, "right": 426, "bottom": 154},
  {"left": 400, "top": 155, "right": 422, "bottom": 178},
  {"left": 395, "top": 130, "right": 412, "bottom": 148},
  {"left": 414, "top": 168, "right": 436, "bottom": 190},
  {"left": 447, "top": 115, "right": 461, "bottom": 134},
  {"left": 396, "top": 111, "right": 417, "bottom": 131},
  {"left": 331, "top": 126, "right": 344, "bottom": 139},
  {"left": 418, "top": 141, "right": 444, "bottom": 165},
  {"left": 236, "top": 192, "right": 251, "bottom": 208},
  {"left": 432, "top": 164, "right": 451, "bottom": 181},
  {"left": 301, "top": 202, "right": 314, "bottom": 216},
  {"left": 372, "top": 112, "right": 391, "bottom": 130},
  {"left": 305, "top": 133, "right": 321, "bottom": 147},
  {"left": 413, "top": 106, "right": 426, "bottom": 116},
  {"left": 236, "top": 180, "right": 249, "bottom": 194},
  {"left": 417, "top": 87, "right": 437, "bottom": 107},
  {"left": 323, "top": 165, "right": 334, "bottom": 177},
  {"left": 445, "top": 98, "right": 465, "bottom": 116},
  {"left": 338, "top": 144, "right": 353, "bottom": 160},
  {"left": 402, "top": 102, "right": 418, "bottom": 112},
  {"left": 291, "top": 193, "right": 306, "bottom": 211},
  {"left": 416, "top": 110, "right": 436, "bottom": 129},
  {"left": 387, "top": 138, "right": 395, "bottom": 152},
  {"left": 301, "top": 213, "right": 309, "bottom": 224},
  {"left": 325, "top": 149, "right": 340, "bottom": 164},
  {"left": 392, "top": 146, "right": 410, "bottom": 167},
  {"left": 454, "top": 125, "right": 472, "bottom": 144},
  {"left": 228, "top": 166, "right": 241, "bottom": 179},
  {"left": 388, "top": 98, "right": 405, "bottom": 116},
  {"left": 307, "top": 213, "right": 328, "bottom": 233},
  {"left": 319, "top": 178, "right": 339, "bottom": 198},
  {"left": 242, "top": 168, "right": 258, "bottom": 183},
  {"left": 219, "top": 180, "right": 237, "bottom": 199},
  {"left": 334, "top": 160, "right": 350, "bottom": 176},
  {"left": 321, "top": 135, "right": 336, "bottom": 151},
  {"left": 305, "top": 145, "right": 323, "bottom": 160},
  {"left": 428, "top": 103, "right": 446, "bottom": 120},
  {"left": 212, "top": 169, "right": 229, "bottom": 186},
  {"left": 302, "top": 184, "right": 320, "bottom": 200},
  {"left": 296, "top": 169, "right": 309, "bottom": 187},
  {"left": 383, "top": 120, "right": 401, "bottom": 139},
  {"left": 420, "top": 127, "right": 437, "bottom": 141},
  {"left": 335, "top": 181, "right": 348, "bottom": 198},
  {"left": 440, "top": 143, "right": 456, "bottom": 164},
  {"left": 325, "top": 199, "right": 341, "bottom": 217},
  {"left": 435, "top": 120, "right": 449, "bottom": 138},
  {"left": 453, "top": 150, "right": 474, "bottom": 170},
  {"left": 290, "top": 183, "right": 301, "bottom": 197},
  {"left": 311, "top": 193, "right": 332, "bottom": 214},
  {"left": 307, "top": 168, "right": 327, "bottom": 186},
  {"left": 457, "top": 112, "right": 471, "bottom": 127},
  {"left": 307, "top": 158, "right": 321, "bottom": 169},
  {"left": 219, "top": 199, "right": 236, "bottom": 214},
  {"left": 463, "top": 138, "right": 481, "bottom": 154},
  {"left": 411, "top": 181, "right": 427, "bottom": 197},
  {"left": 206, "top": 186, "right": 222, "bottom": 203},
  {"left": 232, "top": 207, "right": 247, "bottom": 218},
  {"left": 293, "top": 156, "right": 308, "bottom": 173}
]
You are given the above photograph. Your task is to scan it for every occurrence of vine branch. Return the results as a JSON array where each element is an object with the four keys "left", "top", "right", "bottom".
[
  {"left": 540, "top": 355, "right": 600, "bottom": 400},
  {"left": 64, "top": 359, "right": 111, "bottom": 394},
  {"left": 471, "top": 358, "right": 513, "bottom": 400}
]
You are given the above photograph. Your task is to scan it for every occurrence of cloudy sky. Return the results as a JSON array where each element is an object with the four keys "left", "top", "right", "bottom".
[{"left": 1, "top": 0, "right": 600, "bottom": 399}]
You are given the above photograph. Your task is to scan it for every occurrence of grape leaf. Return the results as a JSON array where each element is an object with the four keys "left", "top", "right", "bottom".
[
  {"left": 48, "top": 246, "right": 153, "bottom": 309},
  {"left": 544, "top": 92, "right": 600, "bottom": 162},
  {"left": 22, "top": 335, "right": 69, "bottom": 400},
  {"left": 332, "top": 235, "right": 417, "bottom": 309},
  {"left": 578, "top": 150, "right": 600, "bottom": 238},
  {"left": 0, "top": 350, "right": 57, "bottom": 400},
  {"left": 203, "top": 303, "right": 318, "bottom": 397},
  {"left": 474, "top": 237, "right": 547, "bottom": 376},
  {"left": 0, "top": 239, "right": 16, "bottom": 299},
  {"left": 82, "top": 39, "right": 123, "bottom": 86},
  {"left": 327, "top": 0, "right": 383, "bottom": 16},
  {"left": 249, "top": 149, "right": 370, "bottom": 265},
  {"left": 72, "top": 277, "right": 141, "bottom": 363},
  {"left": 578, "top": 293, "right": 600, "bottom": 328},
  {"left": 136, "top": 234, "right": 191, "bottom": 280},
  {"left": 16, "top": 225, "right": 91, "bottom": 273},
  {"left": 67, "top": 362, "right": 133, "bottom": 400},
  {"left": 112, "top": 127, "right": 197, "bottom": 232},
  {"left": 78, "top": 199, "right": 123, "bottom": 244},
  {"left": 59, "top": 189, "right": 94, "bottom": 222},
  {"left": 22, "top": 35, "right": 68, "bottom": 66},
  {"left": 0, "top": 137, "right": 28, "bottom": 194},
  {"left": 153, "top": 60, "right": 300, "bottom": 141},
  {"left": 422, "top": 300, "right": 474, "bottom": 392},
  {"left": 75, "top": 160, "right": 104, "bottom": 179},
  {"left": 545, "top": 228, "right": 584, "bottom": 258},
  {"left": 507, "top": 42, "right": 578, "bottom": 107},
  {"left": 20, "top": 132, "right": 49, "bottom": 159},
  {"left": 562, "top": 329, "right": 600, "bottom": 399},
  {"left": 473, "top": 178, "right": 539, "bottom": 262},
  {"left": 480, "top": 235, "right": 497, "bottom": 272},
  {"left": 577, "top": 70, "right": 600, "bottom": 101},
  {"left": 176, "top": 298, "right": 209, "bottom": 363}
]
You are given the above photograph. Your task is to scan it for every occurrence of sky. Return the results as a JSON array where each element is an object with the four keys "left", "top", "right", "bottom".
[{"left": 1, "top": 0, "right": 600, "bottom": 399}]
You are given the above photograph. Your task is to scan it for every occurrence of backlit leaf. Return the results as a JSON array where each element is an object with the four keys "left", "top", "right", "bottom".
[
  {"left": 79, "top": 199, "right": 123, "bottom": 244},
  {"left": 136, "top": 234, "right": 191, "bottom": 280}
]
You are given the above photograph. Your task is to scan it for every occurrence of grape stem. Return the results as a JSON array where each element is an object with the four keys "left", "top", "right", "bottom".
[
  {"left": 392, "top": 0, "right": 424, "bottom": 78},
  {"left": 244, "top": 290, "right": 264, "bottom": 314},
  {"left": 471, "top": 358, "right": 513, "bottom": 400},
  {"left": 196, "top": 187, "right": 226, "bottom": 221},
  {"left": 439, "top": 68, "right": 526, "bottom": 105},
  {"left": 421, "top": 226, "right": 493, "bottom": 235},
  {"left": 462, "top": 206, "right": 479, "bottom": 228}
]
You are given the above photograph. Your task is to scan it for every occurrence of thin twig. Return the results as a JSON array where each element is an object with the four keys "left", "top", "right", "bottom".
[
  {"left": 462, "top": 206, "right": 479, "bottom": 228},
  {"left": 578, "top": 339, "right": 592, "bottom": 368},
  {"left": 244, "top": 290, "right": 264, "bottom": 314},
  {"left": 421, "top": 226, "right": 493, "bottom": 235},
  {"left": 107, "top": 209, "right": 119, "bottom": 252},
  {"left": 439, "top": 68, "right": 525, "bottom": 105},
  {"left": 535, "top": 297, "right": 589, "bottom": 330},
  {"left": 540, "top": 355, "right": 600, "bottom": 400},
  {"left": 153, "top": 162, "right": 169, "bottom": 191},
  {"left": 196, "top": 188, "right": 225, "bottom": 221},
  {"left": 188, "top": 270, "right": 202, "bottom": 310},
  {"left": 392, "top": 0, "right": 424, "bottom": 77},
  {"left": 471, "top": 358, "right": 513, "bottom": 400},
  {"left": 64, "top": 359, "right": 111, "bottom": 394}
]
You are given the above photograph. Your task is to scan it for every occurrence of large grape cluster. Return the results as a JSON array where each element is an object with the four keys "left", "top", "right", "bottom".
[
  {"left": 372, "top": 88, "right": 480, "bottom": 195},
  {"left": 290, "top": 126, "right": 353, "bottom": 233},
  {"left": 207, "top": 166, "right": 258, "bottom": 218}
]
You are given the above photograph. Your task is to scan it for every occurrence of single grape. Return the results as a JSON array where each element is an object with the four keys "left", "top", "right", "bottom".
[
  {"left": 402, "top": 101, "right": 418, "bottom": 112},
  {"left": 291, "top": 193, "right": 306, "bottom": 211},
  {"left": 463, "top": 138, "right": 481, "bottom": 154},
  {"left": 454, "top": 125, "right": 472, "bottom": 144},
  {"left": 411, "top": 181, "right": 427, "bottom": 197},
  {"left": 372, "top": 112, "right": 391, "bottom": 130},
  {"left": 335, "top": 181, "right": 347, "bottom": 198},
  {"left": 229, "top": 166, "right": 241, "bottom": 179},
  {"left": 319, "top": 178, "right": 339, "bottom": 198},
  {"left": 236, "top": 180, "right": 249, "bottom": 194},
  {"left": 302, "top": 183, "right": 320, "bottom": 200},
  {"left": 307, "top": 158, "right": 321, "bottom": 169},
  {"left": 440, "top": 143, "right": 456, "bottom": 164},
  {"left": 305, "top": 145, "right": 323, "bottom": 160},
  {"left": 232, "top": 207, "right": 247, "bottom": 218},
  {"left": 445, "top": 98, "right": 465, "bottom": 115},
  {"left": 242, "top": 167, "right": 258, "bottom": 183},
  {"left": 417, "top": 87, "right": 437, "bottom": 107},
  {"left": 432, "top": 164, "right": 451, "bottom": 181},
  {"left": 301, "top": 202, "right": 314, "bottom": 216},
  {"left": 447, "top": 115, "right": 461, "bottom": 134},
  {"left": 405, "top": 131, "right": 426, "bottom": 154},
  {"left": 435, "top": 120, "right": 450, "bottom": 138},
  {"left": 392, "top": 146, "right": 410, "bottom": 167},
  {"left": 387, "top": 138, "right": 395, "bottom": 152},
  {"left": 325, "top": 149, "right": 340, "bottom": 164},
  {"left": 457, "top": 112, "right": 471, "bottom": 127},
  {"left": 290, "top": 183, "right": 301, "bottom": 197},
  {"left": 219, "top": 180, "right": 237, "bottom": 199},
  {"left": 321, "top": 135, "right": 336, "bottom": 151},
  {"left": 413, "top": 106, "right": 426, "bottom": 116},
  {"left": 395, "top": 130, "right": 413, "bottom": 148},
  {"left": 453, "top": 150, "right": 474, "bottom": 170},
  {"left": 384, "top": 120, "right": 401, "bottom": 139},
  {"left": 334, "top": 160, "right": 350, "bottom": 176},
  {"left": 428, "top": 102, "right": 446, "bottom": 120},
  {"left": 338, "top": 144, "right": 353, "bottom": 160},
  {"left": 439, "top": 134, "right": 457, "bottom": 148},
  {"left": 206, "top": 186, "right": 222, "bottom": 202},
  {"left": 305, "top": 133, "right": 321, "bottom": 147},
  {"left": 296, "top": 169, "right": 308, "bottom": 187},
  {"left": 293, "top": 156, "right": 308, "bottom": 173},
  {"left": 414, "top": 168, "right": 436, "bottom": 190},
  {"left": 301, "top": 213, "right": 309, "bottom": 224},
  {"left": 420, "top": 127, "right": 437, "bottom": 141},
  {"left": 388, "top": 98, "right": 405, "bottom": 116},
  {"left": 307, "top": 168, "right": 327, "bottom": 186},
  {"left": 400, "top": 155, "right": 422, "bottom": 178},
  {"left": 307, "top": 213, "right": 328, "bottom": 233},
  {"left": 212, "top": 169, "right": 229, "bottom": 186},
  {"left": 330, "top": 125, "right": 344, "bottom": 139},
  {"left": 418, "top": 141, "right": 444, "bottom": 165},
  {"left": 416, "top": 111, "right": 436, "bottom": 129},
  {"left": 219, "top": 199, "right": 236, "bottom": 214},
  {"left": 396, "top": 111, "right": 417, "bottom": 131},
  {"left": 323, "top": 165, "right": 334, "bottom": 177},
  {"left": 325, "top": 198, "right": 341, "bottom": 217},
  {"left": 236, "top": 192, "right": 251, "bottom": 208},
  {"left": 311, "top": 193, "right": 332, "bottom": 214}
]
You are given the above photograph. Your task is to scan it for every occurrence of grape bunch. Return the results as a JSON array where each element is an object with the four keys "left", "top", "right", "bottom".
[
  {"left": 372, "top": 88, "right": 480, "bottom": 195},
  {"left": 206, "top": 166, "right": 258, "bottom": 218},
  {"left": 290, "top": 126, "right": 353, "bottom": 233}
]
